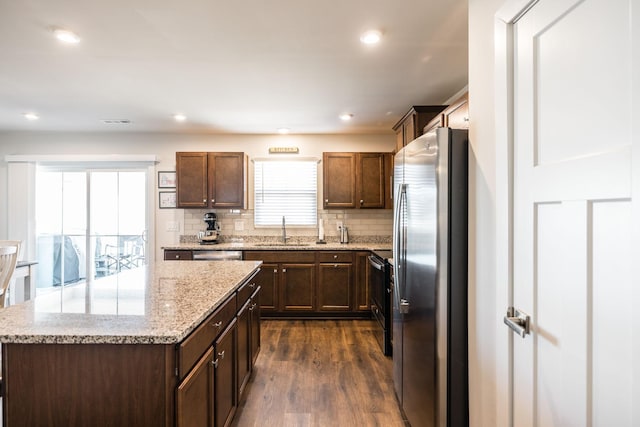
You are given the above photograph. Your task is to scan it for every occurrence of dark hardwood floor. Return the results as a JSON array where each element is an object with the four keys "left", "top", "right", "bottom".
[{"left": 232, "top": 319, "right": 407, "bottom": 427}]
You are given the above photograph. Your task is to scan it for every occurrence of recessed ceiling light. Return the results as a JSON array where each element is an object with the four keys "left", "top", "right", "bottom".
[
  {"left": 360, "top": 30, "right": 382, "bottom": 45},
  {"left": 277, "top": 128, "right": 290, "bottom": 134},
  {"left": 339, "top": 113, "right": 354, "bottom": 121},
  {"left": 173, "top": 114, "right": 187, "bottom": 122},
  {"left": 23, "top": 112, "right": 39, "bottom": 121},
  {"left": 52, "top": 28, "right": 81, "bottom": 44}
]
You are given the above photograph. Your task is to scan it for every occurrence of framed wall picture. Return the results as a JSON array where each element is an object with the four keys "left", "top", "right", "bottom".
[
  {"left": 159, "top": 191, "right": 177, "bottom": 209},
  {"left": 158, "top": 171, "right": 176, "bottom": 188}
]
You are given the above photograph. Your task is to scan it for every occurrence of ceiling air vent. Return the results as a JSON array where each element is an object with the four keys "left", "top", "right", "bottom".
[{"left": 101, "top": 119, "right": 132, "bottom": 124}]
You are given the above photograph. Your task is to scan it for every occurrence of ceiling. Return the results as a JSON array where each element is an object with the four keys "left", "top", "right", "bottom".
[{"left": 0, "top": 0, "right": 468, "bottom": 135}]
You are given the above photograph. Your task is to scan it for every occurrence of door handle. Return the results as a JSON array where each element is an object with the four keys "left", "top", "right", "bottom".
[
  {"left": 504, "top": 307, "right": 530, "bottom": 338},
  {"left": 400, "top": 298, "right": 410, "bottom": 314}
]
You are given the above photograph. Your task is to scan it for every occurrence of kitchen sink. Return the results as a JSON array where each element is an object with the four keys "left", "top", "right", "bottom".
[{"left": 253, "top": 243, "right": 310, "bottom": 247}]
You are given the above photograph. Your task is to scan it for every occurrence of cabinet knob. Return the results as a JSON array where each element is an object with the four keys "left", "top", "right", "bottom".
[
  {"left": 211, "top": 199, "right": 215, "bottom": 203},
  {"left": 212, "top": 358, "right": 219, "bottom": 368},
  {"left": 249, "top": 282, "right": 256, "bottom": 289},
  {"left": 334, "top": 264, "right": 338, "bottom": 268},
  {"left": 203, "top": 199, "right": 207, "bottom": 203},
  {"left": 218, "top": 350, "right": 225, "bottom": 359},
  {"left": 282, "top": 268, "right": 287, "bottom": 273},
  {"left": 212, "top": 321, "right": 223, "bottom": 329},
  {"left": 325, "top": 199, "right": 329, "bottom": 203},
  {"left": 273, "top": 269, "right": 278, "bottom": 273},
  {"left": 333, "top": 255, "right": 338, "bottom": 259},
  {"left": 360, "top": 200, "right": 364, "bottom": 205},
  {"left": 175, "top": 255, "right": 179, "bottom": 259}
]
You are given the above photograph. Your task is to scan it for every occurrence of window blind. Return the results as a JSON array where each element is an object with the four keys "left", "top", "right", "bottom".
[{"left": 254, "top": 160, "right": 317, "bottom": 226}]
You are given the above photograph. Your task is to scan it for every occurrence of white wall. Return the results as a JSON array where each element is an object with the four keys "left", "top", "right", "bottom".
[
  {"left": 468, "top": 0, "right": 504, "bottom": 426},
  {"left": 0, "top": 131, "right": 395, "bottom": 260}
]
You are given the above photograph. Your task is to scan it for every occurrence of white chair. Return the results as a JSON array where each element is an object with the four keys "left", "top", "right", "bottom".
[{"left": 0, "top": 241, "right": 21, "bottom": 307}]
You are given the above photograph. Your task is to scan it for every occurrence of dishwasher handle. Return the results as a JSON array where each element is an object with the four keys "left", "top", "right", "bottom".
[
  {"left": 367, "top": 255, "right": 385, "bottom": 272},
  {"left": 192, "top": 250, "right": 243, "bottom": 261}
]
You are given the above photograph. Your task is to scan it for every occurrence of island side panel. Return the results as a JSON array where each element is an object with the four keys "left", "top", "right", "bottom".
[{"left": 2, "top": 343, "right": 176, "bottom": 427}]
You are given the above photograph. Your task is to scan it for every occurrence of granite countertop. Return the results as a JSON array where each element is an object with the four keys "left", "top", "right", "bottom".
[
  {"left": 0, "top": 260, "right": 261, "bottom": 345},
  {"left": 163, "top": 241, "right": 392, "bottom": 252}
]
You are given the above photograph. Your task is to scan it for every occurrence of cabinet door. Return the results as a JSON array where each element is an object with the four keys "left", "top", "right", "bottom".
[
  {"left": 236, "top": 301, "right": 251, "bottom": 399},
  {"left": 177, "top": 347, "right": 214, "bottom": 427},
  {"left": 252, "top": 262, "right": 278, "bottom": 312},
  {"left": 249, "top": 289, "right": 261, "bottom": 365},
  {"left": 354, "top": 252, "right": 371, "bottom": 312},
  {"left": 403, "top": 116, "right": 416, "bottom": 146},
  {"left": 317, "top": 263, "right": 352, "bottom": 311},
  {"left": 214, "top": 320, "right": 237, "bottom": 427},
  {"left": 208, "top": 153, "right": 245, "bottom": 208},
  {"left": 176, "top": 152, "right": 208, "bottom": 208},
  {"left": 280, "top": 263, "right": 316, "bottom": 311},
  {"left": 357, "top": 153, "right": 386, "bottom": 208},
  {"left": 444, "top": 93, "right": 469, "bottom": 129},
  {"left": 323, "top": 153, "right": 356, "bottom": 209}
]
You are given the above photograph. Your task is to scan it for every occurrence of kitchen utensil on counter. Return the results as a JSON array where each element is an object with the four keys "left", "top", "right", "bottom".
[
  {"left": 339, "top": 225, "right": 349, "bottom": 244},
  {"left": 199, "top": 212, "right": 220, "bottom": 244}
]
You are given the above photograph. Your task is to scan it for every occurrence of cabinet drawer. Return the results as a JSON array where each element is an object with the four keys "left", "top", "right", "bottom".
[
  {"left": 317, "top": 252, "right": 353, "bottom": 263},
  {"left": 178, "top": 294, "right": 237, "bottom": 379},
  {"left": 244, "top": 251, "right": 316, "bottom": 263},
  {"left": 237, "top": 273, "right": 260, "bottom": 306},
  {"left": 164, "top": 250, "right": 193, "bottom": 261}
]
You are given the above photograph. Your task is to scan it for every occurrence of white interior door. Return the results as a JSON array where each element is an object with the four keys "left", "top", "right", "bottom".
[{"left": 498, "top": 0, "right": 638, "bottom": 426}]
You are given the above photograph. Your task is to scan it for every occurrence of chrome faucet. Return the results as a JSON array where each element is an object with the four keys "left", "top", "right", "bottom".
[{"left": 281, "top": 216, "right": 287, "bottom": 244}]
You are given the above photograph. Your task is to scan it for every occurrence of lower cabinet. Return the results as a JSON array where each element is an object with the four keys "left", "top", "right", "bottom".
[
  {"left": 177, "top": 347, "right": 214, "bottom": 427},
  {"left": 176, "top": 274, "right": 260, "bottom": 427},
  {"left": 245, "top": 250, "right": 371, "bottom": 318},
  {"left": 214, "top": 320, "right": 237, "bottom": 427},
  {"left": 237, "top": 288, "right": 261, "bottom": 398}
]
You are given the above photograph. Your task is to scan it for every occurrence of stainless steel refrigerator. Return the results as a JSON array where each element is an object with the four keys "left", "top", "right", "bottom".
[{"left": 392, "top": 127, "right": 469, "bottom": 427}]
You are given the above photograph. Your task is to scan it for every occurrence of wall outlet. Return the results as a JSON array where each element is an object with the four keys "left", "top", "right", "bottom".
[
  {"left": 336, "top": 221, "right": 343, "bottom": 231},
  {"left": 166, "top": 221, "right": 180, "bottom": 232}
]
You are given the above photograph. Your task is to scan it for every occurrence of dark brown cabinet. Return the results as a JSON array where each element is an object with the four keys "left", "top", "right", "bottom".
[
  {"left": 317, "top": 252, "right": 354, "bottom": 311},
  {"left": 164, "top": 249, "right": 193, "bottom": 260},
  {"left": 250, "top": 263, "right": 278, "bottom": 312},
  {"left": 423, "top": 92, "right": 469, "bottom": 134},
  {"left": 177, "top": 347, "right": 214, "bottom": 427},
  {"left": 176, "top": 152, "right": 247, "bottom": 209},
  {"left": 237, "top": 286, "right": 261, "bottom": 398},
  {"left": 245, "top": 250, "right": 374, "bottom": 318},
  {"left": 323, "top": 152, "right": 393, "bottom": 210},
  {"left": 393, "top": 106, "right": 446, "bottom": 152},
  {"left": 214, "top": 320, "right": 237, "bottom": 427},
  {"left": 280, "top": 263, "right": 316, "bottom": 312},
  {"left": 355, "top": 251, "right": 371, "bottom": 312},
  {"left": 322, "top": 152, "right": 356, "bottom": 209},
  {"left": 244, "top": 251, "right": 316, "bottom": 313}
]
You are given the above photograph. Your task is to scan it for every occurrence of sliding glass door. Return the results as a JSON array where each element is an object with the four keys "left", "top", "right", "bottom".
[{"left": 35, "top": 168, "right": 148, "bottom": 296}]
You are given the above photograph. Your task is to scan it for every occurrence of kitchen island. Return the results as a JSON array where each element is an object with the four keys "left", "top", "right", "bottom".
[{"left": 0, "top": 260, "right": 262, "bottom": 427}]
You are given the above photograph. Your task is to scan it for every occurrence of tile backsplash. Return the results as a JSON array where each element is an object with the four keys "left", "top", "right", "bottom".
[{"left": 182, "top": 209, "right": 392, "bottom": 242}]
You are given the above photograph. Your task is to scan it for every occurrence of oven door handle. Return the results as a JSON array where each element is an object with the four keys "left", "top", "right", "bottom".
[{"left": 368, "top": 255, "right": 385, "bottom": 271}]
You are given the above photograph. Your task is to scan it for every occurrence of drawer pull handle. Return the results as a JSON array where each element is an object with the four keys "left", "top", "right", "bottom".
[
  {"left": 249, "top": 282, "right": 256, "bottom": 289},
  {"left": 212, "top": 321, "right": 223, "bottom": 329}
]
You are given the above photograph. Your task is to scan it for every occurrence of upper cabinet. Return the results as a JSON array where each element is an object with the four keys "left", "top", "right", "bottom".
[
  {"left": 393, "top": 105, "right": 446, "bottom": 152},
  {"left": 323, "top": 152, "right": 393, "bottom": 210},
  {"left": 176, "top": 152, "right": 247, "bottom": 209},
  {"left": 423, "top": 92, "right": 469, "bottom": 133}
]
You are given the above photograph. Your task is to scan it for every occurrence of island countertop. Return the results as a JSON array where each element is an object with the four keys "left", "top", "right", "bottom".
[{"left": 0, "top": 260, "right": 261, "bottom": 345}]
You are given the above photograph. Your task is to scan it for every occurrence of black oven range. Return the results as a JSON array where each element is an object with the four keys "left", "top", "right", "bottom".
[{"left": 368, "top": 250, "right": 392, "bottom": 356}]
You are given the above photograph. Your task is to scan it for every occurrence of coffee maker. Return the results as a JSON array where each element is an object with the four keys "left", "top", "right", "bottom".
[{"left": 198, "top": 212, "right": 220, "bottom": 244}]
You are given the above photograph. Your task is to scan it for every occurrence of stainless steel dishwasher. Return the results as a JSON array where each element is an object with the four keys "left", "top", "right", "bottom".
[{"left": 192, "top": 250, "right": 243, "bottom": 261}]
